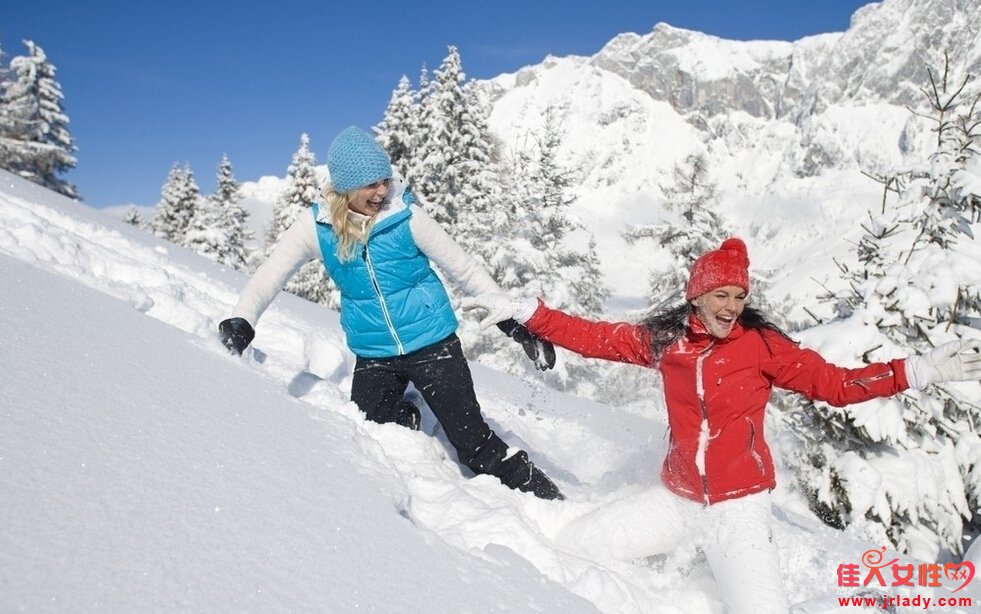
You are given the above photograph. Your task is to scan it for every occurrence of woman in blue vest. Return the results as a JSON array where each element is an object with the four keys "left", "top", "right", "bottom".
[{"left": 218, "top": 126, "right": 564, "bottom": 500}]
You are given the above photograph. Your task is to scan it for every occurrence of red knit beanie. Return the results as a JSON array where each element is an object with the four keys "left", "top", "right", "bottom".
[{"left": 685, "top": 238, "right": 751, "bottom": 300}]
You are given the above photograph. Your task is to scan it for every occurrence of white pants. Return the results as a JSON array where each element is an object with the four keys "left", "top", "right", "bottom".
[{"left": 558, "top": 488, "right": 788, "bottom": 614}]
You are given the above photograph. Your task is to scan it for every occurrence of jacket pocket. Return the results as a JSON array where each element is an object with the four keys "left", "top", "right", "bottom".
[{"left": 746, "top": 418, "right": 766, "bottom": 475}]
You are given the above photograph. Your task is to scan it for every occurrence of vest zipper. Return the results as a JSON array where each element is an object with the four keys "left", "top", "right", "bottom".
[{"left": 362, "top": 244, "right": 405, "bottom": 355}]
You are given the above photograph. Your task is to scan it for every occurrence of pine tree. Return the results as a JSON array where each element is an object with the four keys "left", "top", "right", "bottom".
[
  {"left": 624, "top": 153, "right": 727, "bottom": 311},
  {"left": 151, "top": 164, "right": 201, "bottom": 244},
  {"left": 0, "top": 39, "right": 10, "bottom": 156},
  {"left": 122, "top": 207, "right": 143, "bottom": 227},
  {"left": 266, "top": 134, "right": 317, "bottom": 249},
  {"left": 264, "top": 134, "right": 338, "bottom": 309},
  {"left": 376, "top": 75, "right": 417, "bottom": 174},
  {"left": 463, "top": 109, "right": 609, "bottom": 392},
  {"left": 411, "top": 45, "right": 498, "bottom": 241},
  {"left": 211, "top": 154, "right": 253, "bottom": 269},
  {"left": 183, "top": 192, "right": 226, "bottom": 261},
  {"left": 786, "top": 56, "right": 981, "bottom": 561},
  {"left": 0, "top": 40, "right": 77, "bottom": 198}
]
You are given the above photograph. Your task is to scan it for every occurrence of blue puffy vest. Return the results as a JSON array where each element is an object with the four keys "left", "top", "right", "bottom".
[{"left": 310, "top": 202, "right": 458, "bottom": 358}]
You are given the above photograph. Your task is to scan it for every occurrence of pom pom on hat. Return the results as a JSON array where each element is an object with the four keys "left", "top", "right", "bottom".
[
  {"left": 326, "top": 126, "right": 393, "bottom": 193},
  {"left": 685, "top": 238, "right": 751, "bottom": 300}
]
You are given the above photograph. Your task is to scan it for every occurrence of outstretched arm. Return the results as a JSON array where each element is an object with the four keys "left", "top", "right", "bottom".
[
  {"left": 463, "top": 295, "right": 654, "bottom": 367},
  {"left": 408, "top": 206, "right": 502, "bottom": 296},
  {"left": 411, "top": 207, "right": 557, "bottom": 370},
  {"left": 219, "top": 212, "right": 321, "bottom": 354}
]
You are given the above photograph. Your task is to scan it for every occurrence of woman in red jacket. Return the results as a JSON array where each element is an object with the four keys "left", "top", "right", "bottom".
[{"left": 463, "top": 237, "right": 981, "bottom": 614}]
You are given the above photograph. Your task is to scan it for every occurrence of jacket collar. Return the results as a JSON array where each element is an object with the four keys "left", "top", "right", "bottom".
[{"left": 687, "top": 313, "right": 746, "bottom": 344}]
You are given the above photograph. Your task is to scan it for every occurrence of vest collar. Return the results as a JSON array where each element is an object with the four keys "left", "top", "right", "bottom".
[{"left": 314, "top": 175, "right": 412, "bottom": 232}]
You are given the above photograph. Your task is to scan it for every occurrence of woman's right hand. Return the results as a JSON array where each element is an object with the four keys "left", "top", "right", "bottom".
[
  {"left": 460, "top": 294, "right": 539, "bottom": 329},
  {"left": 218, "top": 317, "right": 255, "bottom": 355}
]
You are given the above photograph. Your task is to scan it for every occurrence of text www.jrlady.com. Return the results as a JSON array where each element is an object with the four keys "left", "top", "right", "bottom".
[{"left": 838, "top": 594, "right": 972, "bottom": 609}]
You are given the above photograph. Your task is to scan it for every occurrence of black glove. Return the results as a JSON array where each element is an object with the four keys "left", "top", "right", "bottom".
[
  {"left": 218, "top": 317, "right": 255, "bottom": 355},
  {"left": 496, "top": 319, "right": 556, "bottom": 371}
]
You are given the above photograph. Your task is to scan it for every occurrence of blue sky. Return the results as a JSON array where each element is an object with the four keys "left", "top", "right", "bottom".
[{"left": 3, "top": 0, "right": 873, "bottom": 207}]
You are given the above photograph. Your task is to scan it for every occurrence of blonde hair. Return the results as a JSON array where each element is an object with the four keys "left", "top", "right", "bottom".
[{"left": 323, "top": 184, "right": 377, "bottom": 262}]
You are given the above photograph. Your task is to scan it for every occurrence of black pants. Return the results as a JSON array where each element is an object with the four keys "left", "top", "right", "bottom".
[{"left": 351, "top": 334, "right": 532, "bottom": 487}]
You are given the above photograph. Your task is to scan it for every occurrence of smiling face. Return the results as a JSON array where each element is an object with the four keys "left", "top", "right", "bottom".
[
  {"left": 347, "top": 179, "right": 390, "bottom": 217},
  {"left": 692, "top": 285, "right": 747, "bottom": 339}
]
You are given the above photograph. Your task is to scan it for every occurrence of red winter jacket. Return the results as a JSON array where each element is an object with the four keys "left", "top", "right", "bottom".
[{"left": 524, "top": 304, "right": 910, "bottom": 505}]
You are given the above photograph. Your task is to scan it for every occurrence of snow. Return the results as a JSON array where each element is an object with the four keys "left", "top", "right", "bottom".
[
  {"left": 5, "top": 0, "right": 981, "bottom": 607},
  {"left": 3, "top": 164, "right": 979, "bottom": 611}
]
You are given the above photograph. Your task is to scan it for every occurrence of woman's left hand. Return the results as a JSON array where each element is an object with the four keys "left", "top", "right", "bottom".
[{"left": 905, "top": 339, "right": 981, "bottom": 390}]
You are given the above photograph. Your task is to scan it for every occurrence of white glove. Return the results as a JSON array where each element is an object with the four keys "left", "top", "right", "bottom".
[
  {"left": 905, "top": 339, "right": 981, "bottom": 390},
  {"left": 460, "top": 294, "right": 539, "bottom": 329}
]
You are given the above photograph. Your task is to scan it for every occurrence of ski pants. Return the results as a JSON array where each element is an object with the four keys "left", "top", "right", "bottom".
[
  {"left": 350, "top": 334, "right": 534, "bottom": 488},
  {"left": 558, "top": 487, "right": 788, "bottom": 614}
]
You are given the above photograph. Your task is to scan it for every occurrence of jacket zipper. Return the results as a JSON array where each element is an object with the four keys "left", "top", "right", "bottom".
[
  {"left": 694, "top": 340, "right": 715, "bottom": 505},
  {"left": 362, "top": 244, "right": 405, "bottom": 354},
  {"left": 844, "top": 368, "right": 893, "bottom": 392}
]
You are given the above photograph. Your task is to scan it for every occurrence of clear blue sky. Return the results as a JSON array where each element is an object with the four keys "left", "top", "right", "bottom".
[{"left": 3, "top": 0, "right": 873, "bottom": 207}]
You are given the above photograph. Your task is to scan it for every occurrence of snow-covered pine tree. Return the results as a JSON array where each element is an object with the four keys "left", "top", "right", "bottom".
[
  {"left": 536, "top": 108, "right": 607, "bottom": 317},
  {"left": 623, "top": 153, "right": 727, "bottom": 311},
  {"left": 264, "top": 134, "right": 337, "bottom": 309},
  {"left": 0, "top": 39, "right": 10, "bottom": 161},
  {"left": 122, "top": 207, "right": 143, "bottom": 228},
  {"left": 465, "top": 108, "right": 611, "bottom": 395},
  {"left": 183, "top": 190, "right": 226, "bottom": 261},
  {"left": 211, "top": 154, "right": 252, "bottom": 270},
  {"left": 411, "top": 45, "right": 499, "bottom": 245},
  {"left": 376, "top": 75, "right": 417, "bottom": 174},
  {"left": 622, "top": 152, "right": 785, "bottom": 321},
  {"left": 151, "top": 164, "right": 201, "bottom": 244},
  {"left": 0, "top": 40, "right": 77, "bottom": 198},
  {"left": 785, "top": 56, "right": 981, "bottom": 561}
]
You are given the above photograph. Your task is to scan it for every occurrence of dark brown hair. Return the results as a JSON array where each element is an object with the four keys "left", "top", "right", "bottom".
[{"left": 639, "top": 302, "right": 792, "bottom": 360}]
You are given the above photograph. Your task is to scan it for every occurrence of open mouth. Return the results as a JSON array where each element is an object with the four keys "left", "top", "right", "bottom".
[{"left": 716, "top": 314, "right": 735, "bottom": 327}]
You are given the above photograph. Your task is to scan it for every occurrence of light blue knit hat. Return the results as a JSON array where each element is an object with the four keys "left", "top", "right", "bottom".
[{"left": 326, "top": 126, "right": 393, "bottom": 193}]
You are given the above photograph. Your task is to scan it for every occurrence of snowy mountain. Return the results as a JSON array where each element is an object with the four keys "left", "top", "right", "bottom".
[{"left": 484, "top": 0, "right": 981, "bottom": 317}]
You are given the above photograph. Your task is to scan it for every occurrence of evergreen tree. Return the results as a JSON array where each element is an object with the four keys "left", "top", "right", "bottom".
[
  {"left": 624, "top": 153, "right": 727, "bottom": 311},
  {"left": 265, "top": 134, "right": 338, "bottom": 309},
  {"left": 122, "top": 207, "right": 143, "bottom": 228},
  {"left": 151, "top": 164, "right": 201, "bottom": 244},
  {"left": 183, "top": 191, "right": 226, "bottom": 260},
  {"left": 411, "top": 45, "right": 498, "bottom": 242},
  {"left": 376, "top": 75, "right": 417, "bottom": 173},
  {"left": 786, "top": 57, "right": 981, "bottom": 561},
  {"left": 266, "top": 134, "right": 317, "bottom": 249},
  {"left": 0, "top": 39, "right": 10, "bottom": 152},
  {"left": 463, "top": 109, "right": 609, "bottom": 392},
  {"left": 0, "top": 40, "right": 77, "bottom": 198},
  {"left": 211, "top": 154, "right": 253, "bottom": 270}
]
